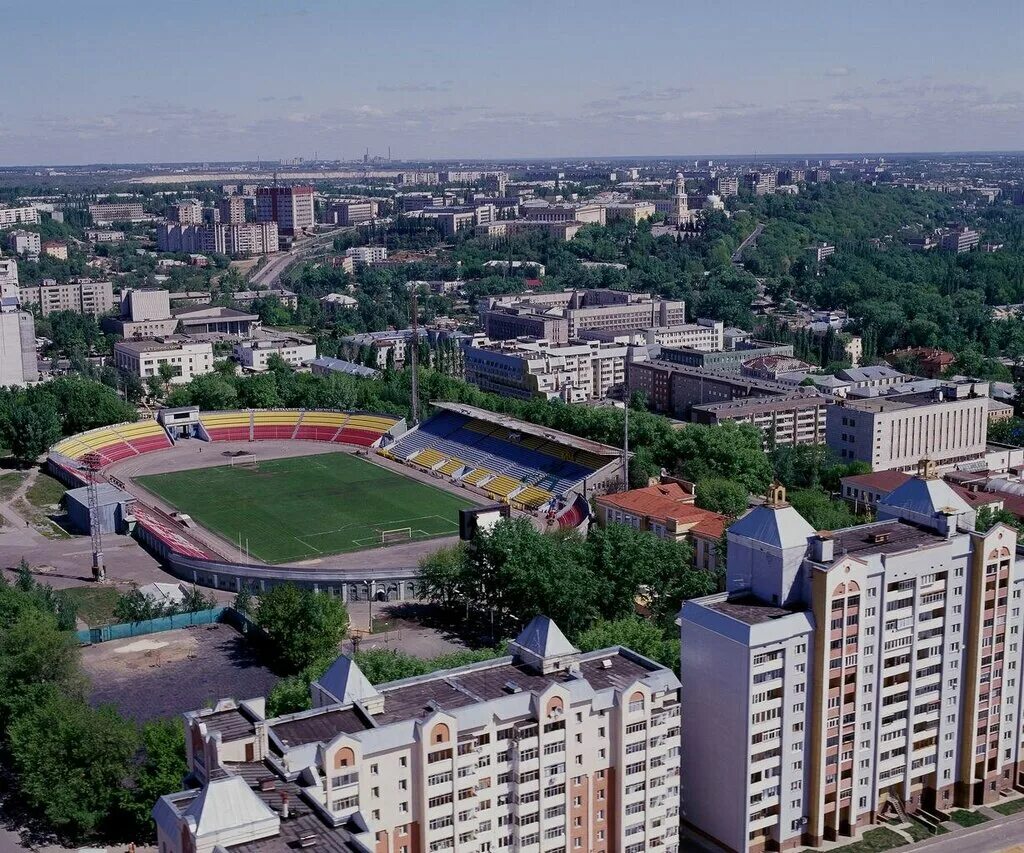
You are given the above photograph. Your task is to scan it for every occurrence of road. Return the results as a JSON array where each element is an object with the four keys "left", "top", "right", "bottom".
[
  {"left": 731, "top": 221, "right": 765, "bottom": 263},
  {"left": 248, "top": 227, "right": 354, "bottom": 290}
]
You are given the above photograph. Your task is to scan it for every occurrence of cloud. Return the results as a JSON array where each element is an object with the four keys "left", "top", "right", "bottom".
[
  {"left": 377, "top": 81, "right": 454, "bottom": 93},
  {"left": 825, "top": 66, "right": 853, "bottom": 78},
  {"left": 258, "top": 94, "right": 305, "bottom": 103}
]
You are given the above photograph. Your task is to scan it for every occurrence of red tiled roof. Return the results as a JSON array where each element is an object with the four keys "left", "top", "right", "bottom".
[
  {"left": 597, "top": 482, "right": 728, "bottom": 538},
  {"left": 841, "top": 470, "right": 911, "bottom": 491}
]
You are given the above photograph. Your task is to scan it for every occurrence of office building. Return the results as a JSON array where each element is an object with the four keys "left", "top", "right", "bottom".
[
  {"left": 522, "top": 202, "right": 606, "bottom": 225},
  {"left": 604, "top": 201, "right": 657, "bottom": 224},
  {"left": 6, "top": 230, "right": 39, "bottom": 256},
  {"left": 234, "top": 337, "right": 317, "bottom": 371},
  {"left": 681, "top": 468, "right": 1024, "bottom": 851},
  {"left": 18, "top": 279, "right": 114, "bottom": 316},
  {"left": 481, "top": 289, "right": 686, "bottom": 345},
  {"left": 88, "top": 202, "right": 146, "bottom": 223},
  {"left": 691, "top": 392, "right": 831, "bottom": 448},
  {"left": 0, "top": 205, "right": 40, "bottom": 227},
  {"left": 114, "top": 337, "right": 214, "bottom": 384},
  {"left": 217, "top": 195, "right": 247, "bottom": 225},
  {"left": 595, "top": 479, "right": 726, "bottom": 571},
  {"left": 156, "top": 615, "right": 681, "bottom": 853},
  {"left": 581, "top": 319, "right": 725, "bottom": 352},
  {"left": 327, "top": 200, "right": 375, "bottom": 226},
  {"left": 827, "top": 380, "right": 990, "bottom": 471},
  {"left": 255, "top": 185, "right": 315, "bottom": 236},
  {"left": 345, "top": 246, "right": 388, "bottom": 264},
  {"left": 940, "top": 227, "right": 981, "bottom": 254},
  {"left": 464, "top": 337, "right": 641, "bottom": 402},
  {"left": 744, "top": 172, "right": 777, "bottom": 196},
  {"left": 657, "top": 341, "right": 795, "bottom": 373},
  {"left": 85, "top": 229, "right": 125, "bottom": 243}
]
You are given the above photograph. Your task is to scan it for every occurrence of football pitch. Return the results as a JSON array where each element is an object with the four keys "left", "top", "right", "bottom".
[{"left": 135, "top": 452, "right": 476, "bottom": 564}]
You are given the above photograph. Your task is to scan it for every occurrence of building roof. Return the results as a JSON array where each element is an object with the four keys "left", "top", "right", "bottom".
[
  {"left": 309, "top": 357, "right": 380, "bottom": 378},
  {"left": 729, "top": 501, "right": 816, "bottom": 549},
  {"left": 705, "top": 594, "right": 798, "bottom": 626},
  {"left": 317, "top": 657, "right": 381, "bottom": 706},
  {"left": 513, "top": 615, "right": 578, "bottom": 659},
  {"left": 596, "top": 481, "right": 728, "bottom": 538},
  {"left": 182, "top": 775, "right": 276, "bottom": 837},
  {"left": 879, "top": 476, "right": 974, "bottom": 518},
  {"left": 841, "top": 470, "right": 912, "bottom": 492},
  {"left": 174, "top": 305, "right": 259, "bottom": 321}
]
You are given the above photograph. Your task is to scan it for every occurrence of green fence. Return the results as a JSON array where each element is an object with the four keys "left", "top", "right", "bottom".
[{"left": 75, "top": 606, "right": 227, "bottom": 644}]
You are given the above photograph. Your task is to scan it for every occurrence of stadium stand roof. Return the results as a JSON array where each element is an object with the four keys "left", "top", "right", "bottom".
[{"left": 430, "top": 401, "right": 624, "bottom": 458}]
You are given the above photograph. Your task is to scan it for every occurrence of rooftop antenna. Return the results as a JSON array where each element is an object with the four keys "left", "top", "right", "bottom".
[
  {"left": 409, "top": 289, "right": 420, "bottom": 426},
  {"left": 81, "top": 453, "right": 106, "bottom": 581}
]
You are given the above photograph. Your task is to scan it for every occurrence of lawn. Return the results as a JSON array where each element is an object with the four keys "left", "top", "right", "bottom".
[
  {"left": 993, "top": 798, "right": 1024, "bottom": 816},
  {"left": 800, "top": 828, "right": 907, "bottom": 853},
  {"left": 15, "top": 470, "right": 70, "bottom": 539},
  {"left": 949, "top": 809, "right": 989, "bottom": 827},
  {"left": 64, "top": 585, "right": 121, "bottom": 627},
  {"left": 903, "top": 820, "right": 946, "bottom": 841},
  {"left": 136, "top": 452, "right": 476, "bottom": 564}
]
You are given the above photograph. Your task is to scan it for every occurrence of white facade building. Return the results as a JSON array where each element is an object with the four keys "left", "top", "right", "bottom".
[
  {"left": 114, "top": 337, "right": 214, "bottom": 384},
  {"left": 234, "top": 338, "right": 317, "bottom": 371}
]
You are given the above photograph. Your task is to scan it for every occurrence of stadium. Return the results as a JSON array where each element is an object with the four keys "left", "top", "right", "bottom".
[{"left": 47, "top": 403, "right": 624, "bottom": 601}]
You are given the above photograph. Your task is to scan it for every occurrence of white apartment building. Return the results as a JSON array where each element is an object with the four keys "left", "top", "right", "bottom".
[
  {"left": 88, "top": 202, "right": 146, "bottom": 223},
  {"left": 155, "top": 616, "right": 682, "bottom": 853},
  {"left": 0, "top": 205, "right": 40, "bottom": 227},
  {"left": 681, "top": 469, "right": 1024, "bottom": 852},
  {"left": 19, "top": 279, "right": 114, "bottom": 316},
  {"left": 0, "top": 258, "right": 19, "bottom": 294},
  {"left": 85, "top": 229, "right": 125, "bottom": 243},
  {"left": 157, "top": 222, "right": 279, "bottom": 257},
  {"left": 170, "top": 200, "right": 204, "bottom": 225},
  {"left": 6, "top": 230, "right": 40, "bottom": 256},
  {"left": 114, "top": 337, "right": 214, "bottom": 384},
  {"left": 234, "top": 337, "right": 317, "bottom": 371},
  {"left": 255, "top": 186, "right": 315, "bottom": 236},
  {"left": 827, "top": 380, "right": 990, "bottom": 471},
  {"left": 0, "top": 298, "right": 38, "bottom": 386},
  {"left": 346, "top": 246, "right": 389, "bottom": 263},
  {"left": 217, "top": 196, "right": 247, "bottom": 224},
  {"left": 465, "top": 337, "right": 641, "bottom": 402},
  {"left": 582, "top": 319, "right": 725, "bottom": 353}
]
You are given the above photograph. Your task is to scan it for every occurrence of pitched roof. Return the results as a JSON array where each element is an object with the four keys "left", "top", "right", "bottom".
[
  {"left": 596, "top": 482, "right": 728, "bottom": 537},
  {"left": 317, "top": 656, "right": 380, "bottom": 706},
  {"left": 182, "top": 775, "right": 276, "bottom": 836},
  {"left": 841, "top": 470, "right": 912, "bottom": 492},
  {"left": 879, "top": 477, "right": 974, "bottom": 519},
  {"left": 514, "top": 615, "right": 578, "bottom": 659},
  {"left": 729, "top": 503, "right": 816, "bottom": 550}
]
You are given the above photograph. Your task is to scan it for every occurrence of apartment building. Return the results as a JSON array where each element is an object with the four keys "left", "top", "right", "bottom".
[
  {"left": 114, "top": 337, "right": 213, "bottom": 384},
  {"left": 827, "top": 380, "right": 990, "bottom": 471},
  {"left": 681, "top": 468, "right": 1024, "bottom": 851},
  {"left": 691, "top": 392, "right": 831, "bottom": 449},
  {"left": 346, "top": 246, "right": 389, "bottom": 264},
  {"left": 716, "top": 176, "right": 740, "bottom": 197},
  {"left": 157, "top": 222, "right": 279, "bottom": 256},
  {"left": 744, "top": 172, "right": 777, "bottom": 196},
  {"left": 18, "top": 278, "right": 114, "bottom": 316},
  {"left": 425, "top": 204, "right": 495, "bottom": 237},
  {"left": 806, "top": 243, "right": 836, "bottom": 264},
  {"left": 217, "top": 195, "right": 247, "bottom": 224},
  {"left": 397, "top": 171, "right": 440, "bottom": 185},
  {"left": 255, "top": 185, "right": 315, "bottom": 236},
  {"left": 464, "top": 337, "right": 640, "bottom": 402},
  {"left": 481, "top": 289, "right": 686, "bottom": 345},
  {"left": 85, "top": 229, "right": 125, "bottom": 243},
  {"left": 0, "top": 289, "right": 38, "bottom": 387},
  {"left": 940, "top": 227, "right": 981, "bottom": 254},
  {"left": 234, "top": 337, "right": 317, "bottom": 371},
  {"left": 42, "top": 241, "right": 68, "bottom": 260},
  {"left": 155, "top": 616, "right": 682, "bottom": 853},
  {"left": 595, "top": 479, "right": 726, "bottom": 571},
  {"left": 0, "top": 258, "right": 19, "bottom": 293},
  {"left": 0, "top": 205, "right": 40, "bottom": 227},
  {"left": 6, "top": 230, "right": 40, "bottom": 256},
  {"left": 169, "top": 200, "right": 204, "bottom": 224},
  {"left": 88, "top": 201, "right": 146, "bottom": 223}
]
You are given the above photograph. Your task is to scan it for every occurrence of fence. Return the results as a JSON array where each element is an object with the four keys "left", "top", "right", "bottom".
[{"left": 75, "top": 606, "right": 226, "bottom": 645}]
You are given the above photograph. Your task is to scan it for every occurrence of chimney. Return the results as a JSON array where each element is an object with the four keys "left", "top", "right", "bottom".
[
  {"left": 280, "top": 791, "right": 289, "bottom": 819},
  {"left": 812, "top": 532, "right": 834, "bottom": 562}
]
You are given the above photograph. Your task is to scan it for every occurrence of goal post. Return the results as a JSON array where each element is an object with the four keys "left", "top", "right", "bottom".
[
  {"left": 380, "top": 527, "right": 413, "bottom": 545},
  {"left": 229, "top": 453, "right": 259, "bottom": 470}
]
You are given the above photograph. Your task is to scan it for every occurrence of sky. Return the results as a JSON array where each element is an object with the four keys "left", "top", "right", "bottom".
[{"left": 1, "top": 0, "right": 1022, "bottom": 165}]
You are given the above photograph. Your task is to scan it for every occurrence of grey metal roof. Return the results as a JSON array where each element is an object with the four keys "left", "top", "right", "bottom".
[{"left": 729, "top": 503, "right": 816, "bottom": 549}]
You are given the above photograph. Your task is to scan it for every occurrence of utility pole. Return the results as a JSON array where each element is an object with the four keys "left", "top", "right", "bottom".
[{"left": 409, "top": 289, "right": 420, "bottom": 426}]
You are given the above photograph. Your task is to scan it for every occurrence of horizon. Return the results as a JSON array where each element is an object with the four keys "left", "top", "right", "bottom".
[{"left": 2, "top": 0, "right": 1021, "bottom": 165}]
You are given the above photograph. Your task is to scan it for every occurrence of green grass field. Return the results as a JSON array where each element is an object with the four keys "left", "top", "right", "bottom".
[{"left": 136, "top": 452, "right": 476, "bottom": 564}]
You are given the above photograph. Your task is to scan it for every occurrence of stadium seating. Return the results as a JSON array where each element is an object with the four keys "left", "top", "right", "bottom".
[
  {"left": 251, "top": 410, "right": 302, "bottom": 440},
  {"left": 412, "top": 448, "right": 447, "bottom": 470},
  {"left": 51, "top": 420, "right": 173, "bottom": 467},
  {"left": 201, "top": 411, "right": 252, "bottom": 442},
  {"left": 293, "top": 411, "right": 348, "bottom": 442},
  {"left": 336, "top": 414, "right": 398, "bottom": 447},
  {"left": 111, "top": 421, "right": 173, "bottom": 455},
  {"left": 385, "top": 411, "right": 610, "bottom": 502}
]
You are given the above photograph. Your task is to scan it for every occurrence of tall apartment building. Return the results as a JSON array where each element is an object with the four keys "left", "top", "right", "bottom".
[
  {"left": 464, "top": 337, "right": 641, "bottom": 402},
  {"left": 155, "top": 616, "right": 681, "bottom": 853},
  {"left": 18, "top": 278, "right": 114, "bottom": 316},
  {"left": 157, "top": 222, "right": 279, "bottom": 256},
  {"left": 114, "top": 337, "right": 214, "bottom": 384},
  {"left": 217, "top": 195, "right": 247, "bottom": 224},
  {"left": 481, "top": 289, "right": 686, "bottom": 345},
  {"left": 716, "top": 176, "right": 740, "bottom": 197},
  {"left": 681, "top": 468, "right": 1024, "bottom": 851},
  {"left": 6, "top": 230, "right": 40, "bottom": 256},
  {"left": 169, "top": 200, "right": 204, "bottom": 224},
  {"left": 827, "top": 380, "right": 990, "bottom": 471},
  {"left": 255, "top": 185, "right": 315, "bottom": 236},
  {"left": 0, "top": 259, "right": 18, "bottom": 294},
  {"left": 0, "top": 205, "right": 41, "bottom": 227},
  {"left": 88, "top": 201, "right": 146, "bottom": 223},
  {"left": 744, "top": 172, "right": 777, "bottom": 196}
]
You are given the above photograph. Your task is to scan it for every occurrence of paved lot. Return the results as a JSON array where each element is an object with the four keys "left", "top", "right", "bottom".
[{"left": 81, "top": 623, "right": 278, "bottom": 722}]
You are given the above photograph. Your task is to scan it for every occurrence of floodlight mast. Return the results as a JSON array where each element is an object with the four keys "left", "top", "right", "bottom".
[{"left": 80, "top": 452, "right": 106, "bottom": 581}]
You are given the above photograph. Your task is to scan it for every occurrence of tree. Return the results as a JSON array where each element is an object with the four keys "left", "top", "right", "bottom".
[
  {"left": 417, "top": 544, "right": 467, "bottom": 609},
  {"left": 179, "top": 584, "right": 215, "bottom": 613},
  {"left": 267, "top": 674, "right": 314, "bottom": 717},
  {"left": 0, "top": 608, "right": 83, "bottom": 724},
  {"left": 575, "top": 617, "right": 677, "bottom": 670},
  {"left": 119, "top": 719, "right": 187, "bottom": 840},
  {"left": 788, "top": 488, "right": 861, "bottom": 531},
  {"left": 352, "top": 648, "right": 428, "bottom": 684},
  {"left": 255, "top": 585, "right": 350, "bottom": 674},
  {"left": 3, "top": 397, "right": 61, "bottom": 465},
  {"left": 694, "top": 477, "right": 749, "bottom": 517},
  {"left": 114, "top": 583, "right": 158, "bottom": 624},
  {"left": 976, "top": 505, "right": 1021, "bottom": 533},
  {"left": 120, "top": 370, "right": 145, "bottom": 405},
  {"left": 8, "top": 688, "right": 139, "bottom": 838},
  {"left": 672, "top": 422, "right": 773, "bottom": 494}
]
